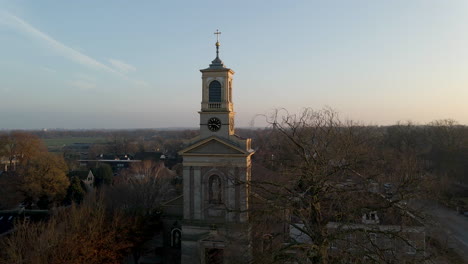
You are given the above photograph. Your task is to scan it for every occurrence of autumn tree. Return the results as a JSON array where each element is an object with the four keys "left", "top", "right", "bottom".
[
  {"left": 0, "top": 132, "right": 63, "bottom": 209},
  {"left": 0, "top": 173, "right": 23, "bottom": 209},
  {"left": 18, "top": 152, "right": 69, "bottom": 209},
  {"left": 0, "top": 161, "right": 175, "bottom": 264},
  {"left": 0, "top": 131, "right": 46, "bottom": 169},
  {"left": 0, "top": 198, "right": 136, "bottom": 264}
]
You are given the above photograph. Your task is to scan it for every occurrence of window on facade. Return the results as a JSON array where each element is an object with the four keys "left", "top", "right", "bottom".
[
  {"left": 262, "top": 234, "right": 273, "bottom": 252},
  {"left": 209, "top": 175, "right": 222, "bottom": 204},
  {"left": 365, "top": 212, "right": 376, "bottom": 220},
  {"left": 171, "top": 228, "right": 182, "bottom": 249},
  {"left": 209, "top": 81, "right": 222, "bottom": 102},
  {"left": 363, "top": 211, "right": 379, "bottom": 224}
]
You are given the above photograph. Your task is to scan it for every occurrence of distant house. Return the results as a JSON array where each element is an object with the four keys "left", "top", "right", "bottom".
[
  {"left": 289, "top": 190, "right": 426, "bottom": 263},
  {"left": 81, "top": 170, "right": 95, "bottom": 191},
  {"left": 0, "top": 157, "right": 17, "bottom": 172},
  {"left": 134, "top": 151, "right": 164, "bottom": 162},
  {"left": 78, "top": 153, "right": 140, "bottom": 170},
  {"left": 78, "top": 152, "right": 166, "bottom": 171},
  {"left": 249, "top": 161, "right": 427, "bottom": 263}
]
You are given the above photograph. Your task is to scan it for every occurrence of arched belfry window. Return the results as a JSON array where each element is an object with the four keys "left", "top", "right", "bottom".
[
  {"left": 209, "top": 81, "right": 222, "bottom": 102},
  {"left": 209, "top": 175, "right": 222, "bottom": 204}
]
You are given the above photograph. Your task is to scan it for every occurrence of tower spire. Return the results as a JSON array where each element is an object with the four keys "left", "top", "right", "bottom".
[
  {"left": 214, "top": 29, "right": 221, "bottom": 58},
  {"left": 209, "top": 29, "right": 225, "bottom": 69}
]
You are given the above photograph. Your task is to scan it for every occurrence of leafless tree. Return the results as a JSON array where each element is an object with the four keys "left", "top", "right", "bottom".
[
  {"left": 103, "top": 160, "right": 176, "bottom": 216},
  {"left": 249, "top": 108, "right": 428, "bottom": 264}
]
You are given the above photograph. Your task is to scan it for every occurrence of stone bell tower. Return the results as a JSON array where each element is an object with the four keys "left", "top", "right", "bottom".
[
  {"left": 199, "top": 30, "right": 235, "bottom": 139},
  {"left": 178, "top": 30, "right": 255, "bottom": 264}
]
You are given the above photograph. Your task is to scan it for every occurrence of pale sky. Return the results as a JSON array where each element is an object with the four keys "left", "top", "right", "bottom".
[{"left": 1, "top": 0, "right": 467, "bottom": 129}]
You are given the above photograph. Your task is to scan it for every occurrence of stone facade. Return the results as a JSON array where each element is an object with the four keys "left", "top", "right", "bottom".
[{"left": 178, "top": 39, "right": 254, "bottom": 264}]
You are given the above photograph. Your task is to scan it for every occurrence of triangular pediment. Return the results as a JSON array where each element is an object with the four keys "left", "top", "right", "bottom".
[
  {"left": 161, "top": 195, "right": 183, "bottom": 207},
  {"left": 179, "top": 137, "right": 248, "bottom": 156}
]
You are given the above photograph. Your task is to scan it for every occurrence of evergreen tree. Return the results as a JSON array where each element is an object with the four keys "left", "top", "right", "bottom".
[
  {"left": 93, "top": 163, "right": 113, "bottom": 187},
  {"left": 65, "top": 176, "right": 85, "bottom": 204}
]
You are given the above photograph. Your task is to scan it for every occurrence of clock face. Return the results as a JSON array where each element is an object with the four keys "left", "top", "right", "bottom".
[{"left": 208, "top": 117, "right": 222, "bottom": 132}]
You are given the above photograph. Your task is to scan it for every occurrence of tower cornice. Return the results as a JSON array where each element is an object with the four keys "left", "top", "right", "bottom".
[{"left": 200, "top": 68, "right": 235, "bottom": 74}]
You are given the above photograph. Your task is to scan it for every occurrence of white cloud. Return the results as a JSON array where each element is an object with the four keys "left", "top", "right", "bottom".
[
  {"left": 69, "top": 80, "right": 96, "bottom": 90},
  {"left": 0, "top": 11, "right": 120, "bottom": 75},
  {"left": 109, "top": 58, "right": 136, "bottom": 73},
  {"left": 0, "top": 10, "right": 150, "bottom": 89}
]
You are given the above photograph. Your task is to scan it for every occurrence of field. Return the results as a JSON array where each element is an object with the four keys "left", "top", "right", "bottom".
[
  {"left": 43, "top": 137, "right": 106, "bottom": 152},
  {"left": 44, "top": 137, "right": 106, "bottom": 147}
]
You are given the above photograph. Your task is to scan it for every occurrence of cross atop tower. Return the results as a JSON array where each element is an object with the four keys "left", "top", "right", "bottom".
[
  {"left": 214, "top": 29, "right": 221, "bottom": 43},
  {"left": 214, "top": 29, "right": 221, "bottom": 59},
  {"left": 209, "top": 29, "right": 225, "bottom": 68}
]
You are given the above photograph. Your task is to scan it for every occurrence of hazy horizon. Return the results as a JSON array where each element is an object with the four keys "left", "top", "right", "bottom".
[{"left": 1, "top": 1, "right": 468, "bottom": 129}]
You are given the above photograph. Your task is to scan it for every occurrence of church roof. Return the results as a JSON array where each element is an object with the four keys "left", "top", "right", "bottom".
[
  {"left": 208, "top": 55, "right": 225, "bottom": 69},
  {"left": 178, "top": 136, "right": 253, "bottom": 156},
  {"left": 200, "top": 29, "right": 234, "bottom": 72},
  {"left": 68, "top": 170, "right": 92, "bottom": 180}
]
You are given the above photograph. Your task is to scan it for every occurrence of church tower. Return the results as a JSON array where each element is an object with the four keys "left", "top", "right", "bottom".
[
  {"left": 178, "top": 31, "right": 255, "bottom": 264},
  {"left": 199, "top": 30, "right": 235, "bottom": 139}
]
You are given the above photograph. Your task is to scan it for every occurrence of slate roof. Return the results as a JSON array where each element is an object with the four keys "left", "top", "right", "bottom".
[
  {"left": 133, "top": 152, "right": 163, "bottom": 161},
  {"left": 0, "top": 215, "right": 14, "bottom": 235},
  {"left": 68, "top": 170, "right": 90, "bottom": 180}
]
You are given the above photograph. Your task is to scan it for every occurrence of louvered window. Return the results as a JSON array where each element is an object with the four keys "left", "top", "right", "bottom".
[{"left": 209, "top": 81, "right": 222, "bottom": 102}]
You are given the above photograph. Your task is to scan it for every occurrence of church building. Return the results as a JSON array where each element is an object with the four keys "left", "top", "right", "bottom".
[
  {"left": 157, "top": 33, "right": 427, "bottom": 264},
  {"left": 177, "top": 31, "right": 255, "bottom": 264}
]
